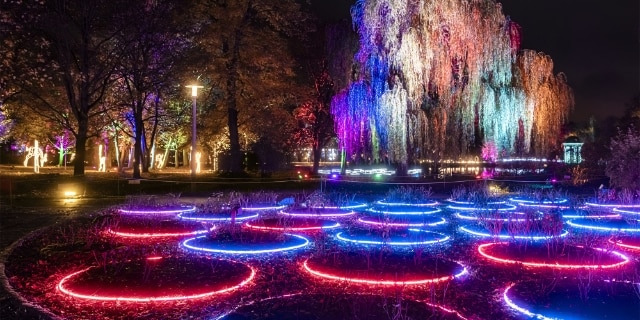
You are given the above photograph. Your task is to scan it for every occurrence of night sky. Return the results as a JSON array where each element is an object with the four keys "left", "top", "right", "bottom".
[{"left": 311, "top": 0, "right": 640, "bottom": 123}]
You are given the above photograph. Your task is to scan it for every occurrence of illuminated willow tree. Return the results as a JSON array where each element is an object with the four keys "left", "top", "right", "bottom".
[{"left": 332, "top": 0, "right": 573, "bottom": 169}]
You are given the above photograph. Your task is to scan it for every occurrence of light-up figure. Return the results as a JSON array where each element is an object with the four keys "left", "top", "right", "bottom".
[
  {"left": 155, "top": 154, "right": 165, "bottom": 169},
  {"left": 195, "top": 151, "right": 202, "bottom": 173},
  {"left": 98, "top": 144, "right": 106, "bottom": 172},
  {"left": 23, "top": 140, "right": 46, "bottom": 173}
]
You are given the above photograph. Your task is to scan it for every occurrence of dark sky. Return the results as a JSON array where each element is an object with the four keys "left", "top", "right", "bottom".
[{"left": 311, "top": 0, "right": 640, "bottom": 123}]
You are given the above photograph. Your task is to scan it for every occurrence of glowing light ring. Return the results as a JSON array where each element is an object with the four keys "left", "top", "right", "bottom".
[
  {"left": 561, "top": 211, "right": 620, "bottom": 219},
  {"left": 357, "top": 216, "right": 446, "bottom": 227},
  {"left": 509, "top": 197, "right": 568, "bottom": 204},
  {"left": 454, "top": 212, "right": 533, "bottom": 222},
  {"left": 608, "top": 237, "right": 640, "bottom": 250},
  {"left": 367, "top": 207, "right": 441, "bottom": 215},
  {"left": 106, "top": 225, "right": 215, "bottom": 238},
  {"left": 57, "top": 265, "right": 256, "bottom": 302},
  {"left": 613, "top": 208, "right": 640, "bottom": 215},
  {"left": 279, "top": 209, "right": 355, "bottom": 218},
  {"left": 312, "top": 203, "right": 368, "bottom": 209},
  {"left": 459, "top": 226, "right": 568, "bottom": 240},
  {"left": 517, "top": 203, "right": 571, "bottom": 209},
  {"left": 375, "top": 200, "right": 439, "bottom": 206},
  {"left": 503, "top": 283, "right": 554, "bottom": 320},
  {"left": 447, "top": 199, "right": 506, "bottom": 205},
  {"left": 478, "top": 242, "right": 630, "bottom": 269},
  {"left": 566, "top": 220, "right": 640, "bottom": 232},
  {"left": 118, "top": 206, "right": 197, "bottom": 215},
  {"left": 182, "top": 233, "right": 310, "bottom": 254},
  {"left": 303, "top": 259, "right": 467, "bottom": 286},
  {"left": 241, "top": 204, "right": 286, "bottom": 211},
  {"left": 447, "top": 204, "right": 517, "bottom": 211},
  {"left": 586, "top": 202, "right": 640, "bottom": 208},
  {"left": 244, "top": 220, "right": 340, "bottom": 231},
  {"left": 335, "top": 230, "right": 450, "bottom": 246},
  {"left": 178, "top": 212, "right": 259, "bottom": 222}
]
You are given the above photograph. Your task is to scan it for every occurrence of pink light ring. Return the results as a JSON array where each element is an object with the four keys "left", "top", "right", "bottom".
[
  {"left": 57, "top": 265, "right": 256, "bottom": 302},
  {"left": 367, "top": 207, "right": 442, "bottom": 215},
  {"left": 613, "top": 207, "right": 640, "bottom": 215},
  {"left": 586, "top": 202, "right": 640, "bottom": 208},
  {"left": 423, "top": 302, "right": 469, "bottom": 320},
  {"left": 335, "top": 231, "right": 450, "bottom": 246},
  {"left": 181, "top": 233, "right": 310, "bottom": 254},
  {"left": 178, "top": 212, "right": 259, "bottom": 222},
  {"left": 478, "top": 242, "right": 630, "bottom": 269},
  {"left": 357, "top": 217, "right": 446, "bottom": 227},
  {"left": 117, "top": 206, "right": 197, "bottom": 215},
  {"left": 278, "top": 209, "right": 356, "bottom": 218},
  {"left": 446, "top": 204, "right": 517, "bottom": 211},
  {"left": 608, "top": 237, "right": 640, "bottom": 250},
  {"left": 244, "top": 221, "right": 341, "bottom": 231},
  {"left": 503, "top": 283, "right": 555, "bottom": 320},
  {"left": 375, "top": 200, "right": 439, "bottom": 207},
  {"left": 302, "top": 259, "right": 467, "bottom": 286},
  {"left": 312, "top": 203, "right": 369, "bottom": 210},
  {"left": 106, "top": 225, "right": 215, "bottom": 238},
  {"left": 459, "top": 226, "right": 568, "bottom": 240},
  {"left": 566, "top": 220, "right": 640, "bottom": 232},
  {"left": 242, "top": 204, "right": 286, "bottom": 211}
]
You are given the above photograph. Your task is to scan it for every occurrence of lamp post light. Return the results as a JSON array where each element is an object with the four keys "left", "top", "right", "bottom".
[{"left": 186, "top": 84, "right": 203, "bottom": 178}]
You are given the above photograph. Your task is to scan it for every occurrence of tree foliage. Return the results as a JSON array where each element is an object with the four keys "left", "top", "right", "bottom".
[{"left": 606, "top": 125, "right": 640, "bottom": 191}]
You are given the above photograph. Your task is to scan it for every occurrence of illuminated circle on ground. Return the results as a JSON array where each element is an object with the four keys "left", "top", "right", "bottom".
[
  {"left": 117, "top": 206, "right": 197, "bottom": 215},
  {"left": 245, "top": 218, "right": 340, "bottom": 231},
  {"left": 311, "top": 202, "right": 368, "bottom": 210},
  {"left": 613, "top": 207, "right": 640, "bottom": 215},
  {"left": 375, "top": 199, "right": 439, "bottom": 206},
  {"left": 358, "top": 216, "right": 446, "bottom": 227},
  {"left": 106, "top": 220, "right": 215, "bottom": 238},
  {"left": 182, "top": 233, "right": 310, "bottom": 254},
  {"left": 241, "top": 204, "right": 286, "bottom": 211},
  {"left": 446, "top": 203, "right": 517, "bottom": 212},
  {"left": 279, "top": 208, "right": 355, "bottom": 218},
  {"left": 57, "top": 257, "right": 255, "bottom": 302},
  {"left": 335, "top": 229, "right": 450, "bottom": 246},
  {"left": 303, "top": 259, "right": 467, "bottom": 286},
  {"left": 566, "top": 219, "right": 640, "bottom": 232},
  {"left": 509, "top": 197, "right": 568, "bottom": 204},
  {"left": 446, "top": 199, "right": 506, "bottom": 205},
  {"left": 609, "top": 236, "right": 640, "bottom": 250},
  {"left": 459, "top": 225, "right": 568, "bottom": 240},
  {"left": 478, "top": 242, "right": 630, "bottom": 269},
  {"left": 367, "top": 206, "right": 441, "bottom": 215},
  {"left": 454, "top": 211, "right": 536, "bottom": 222},
  {"left": 561, "top": 208, "right": 620, "bottom": 219},
  {"left": 178, "top": 212, "right": 259, "bottom": 222},
  {"left": 586, "top": 202, "right": 640, "bottom": 208}
]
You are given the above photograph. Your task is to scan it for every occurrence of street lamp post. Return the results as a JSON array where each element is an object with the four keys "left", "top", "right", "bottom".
[{"left": 186, "top": 84, "right": 203, "bottom": 179}]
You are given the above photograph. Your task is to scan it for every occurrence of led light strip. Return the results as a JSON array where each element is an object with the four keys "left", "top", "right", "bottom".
[
  {"left": 241, "top": 205, "right": 286, "bottom": 211},
  {"left": 335, "top": 230, "right": 450, "bottom": 246},
  {"left": 178, "top": 212, "right": 259, "bottom": 222},
  {"left": 503, "top": 283, "right": 554, "bottom": 320},
  {"left": 566, "top": 220, "right": 640, "bottom": 232},
  {"left": 279, "top": 209, "right": 356, "bottom": 217},
  {"left": 106, "top": 225, "right": 215, "bottom": 238},
  {"left": 244, "top": 221, "right": 340, "bottom": 231},
  {"left": 586, "top": 202, "right": 640, "bottom": 208},
  {"left": 312, "top": 203, "right": 368, "bottom": 209},
  {"left": 358, "top": 217, "right": 446, "bottom": 227},
  {"left": 509, "top": 197, "right": 568, "bottom": 204},
  {"left": 447, "top": 204, "right": 517, "bottom": 211},
  {"left": 367, "top": 207, "right": 442, "bottom": 215},
  {"left": 612, "top": 208, "right": 640, "bottom": 215},
  {"left": 455, "top": 212, "right": 533, "bottom": 222},
  {"left": 118, "top": 206, "right": 197, "bottom": 215},
  {"left": 608, "top": 237, "right": 640, "bottom": 250},
  {"left": 182, "top": 233, "right": 310, "bottom": 254},
  {"left": 459, "top": 226, "right": 568, "bottom": 240},
  {"left": 376, "top": 200, "right": 439, "bottom": 206}
]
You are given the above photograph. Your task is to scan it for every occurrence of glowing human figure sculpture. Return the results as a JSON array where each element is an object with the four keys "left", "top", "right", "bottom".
[
  {"left": 155, "top": 154, "right": 165, "bottom": 169},
  {"left": 195, "top": 152, "right": 202, "bottom": 173},
  {"left": 98, "top": 144, "right": 107, "bottom": 172},
  {"left": 23, "top": 140, "right": 46, "bottom": 173}
]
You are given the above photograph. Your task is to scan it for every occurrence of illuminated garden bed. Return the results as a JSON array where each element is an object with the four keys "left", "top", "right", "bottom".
[
  {"left": 446, "top": 200, "right": 516, "bottom": 211},
  {"left": 503, "top": 279, "right": 639, "bottom": 320},
  {"left": 367, "top": 205, "right": 441, "bottom": 215},
  {"left": 459, "top": 224, "right": 567, "bottom": 240},
  {"left": 509, "top": 196, "right": 570, "bottom": 209},
  {"left": 218, "top": 293, "right": 464, "bottom": 319},
  {"left": 609, "top": 235, "right": 640, "bottom": 251},
  {"left": 478, "top": 242, "right": 630, "bottom": 269},
  {"left": 303, "top": 251, "right": 466, "bottom": 286},
  {"left": 117, "top": 205, "right": 196, "bottom": 216},
  {"left": 358, "top": 215, "right": 446, "bottom": 228},
  {"left": 566, "top": 218, "right": 640, "bottom": 232},
  {"left": 179, "top": 211, "right": 259, "bottom": 223},
  {"left": 245, "top": 218, "right": 340, "bottom": 232},
  {"left": 57, "top": 256, "right": 254, "bottom": 302},
  {"left": 279, "top": 207, "right": 355, "bottom": 218},
  {"left": 182, "top": 230, "right": 310, "bottom": 255},
  {"left": 560, "top": 208, "right": 620, "bottom": 219},
  {"left": 106, "top": 216, "right": 214, "bottom": 238},
  {"left": 335, "top": 228, "right": 450, "bottom": 246}
]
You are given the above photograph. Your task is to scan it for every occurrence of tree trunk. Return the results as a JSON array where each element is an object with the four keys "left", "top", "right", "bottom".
[
  {"left": 312, "top": 142, "right": 321, "bottom": 175},
  {"left": 133, "top": 116, "right": 144, "bottom": 179},
  {"left": 73, "top": 118, "right": 88, "bottom": 176}
]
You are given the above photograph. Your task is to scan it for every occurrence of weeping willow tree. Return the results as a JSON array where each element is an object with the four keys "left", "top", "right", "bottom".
[{"left": 331, "top": 0, "right": 573, "bottom": 169}]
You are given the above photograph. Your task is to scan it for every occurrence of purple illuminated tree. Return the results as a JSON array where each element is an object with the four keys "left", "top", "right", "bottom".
[{"left": 51, "top": 130, "right": 75, "bottom": 167}]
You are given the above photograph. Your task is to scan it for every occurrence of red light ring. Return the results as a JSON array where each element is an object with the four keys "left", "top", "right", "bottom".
[
  {"left": 245, "top": 220, "right": 340, "bottom": 231},
  {"left": 106, "top": 225, "right": 215, "bottom": 238},
  {"left": 478, "top": 242, "right": 630, "bottom": 269}
]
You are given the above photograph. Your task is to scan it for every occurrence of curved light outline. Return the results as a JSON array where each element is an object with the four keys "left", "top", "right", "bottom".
[
  {"left": 312, "top": 203, "right": 368, "bottom": 210},
  {"left": 586, "top": 202, "right": 640, "bottom": 208},
  {"left": 375, "top": 200, "right": 439, "bottom": 207},
  {"left": 241, "top": 204, "right": 286, "bottom": 211},
  {"left": 459, "top": 226, "right": 568, "bottom": 240},
  {"left": 613, "top": 207, "right": 640, "bottom": 215},
  {"left": 447, "top": 204, "right": 517, "bottom": 212},
  {"left": 357, "top": 216, "right": 446, "bottom": 227},
  {"left": 244, "top": 220, "right": 340, "bottom": 231},
  {"left": 454, "top": 212, "right": 534, "bottom": 222},
  {"left": 302, "top": 259, "right": 467, "bottom": 286},
  {"left": 608, "top": 237, "right": 640, "bottom": 250},
  {"left": 447, "top": 199, "right": 506, "bottom": 205},
  {"left": 57, "top": 264, "right": 256, "bottom": 302},
  {"left": 279, "top": 209, "right": 355, "bottom": 218},
  {"left": 517, "top": 203, "right": 571, "bottom": 209},
  {"left": 335, "top": 230, "right": 450, "bottom": 246},
  {"left": 503, "top": 283, "right": 554, "bottom": 320},
  {"left": 106, "top": 225, "right": 215, "bottom": 238},
  {"left": 178, "top": 212, "right": 259, "bottom": 222},
  {"left": 566, "top": 219, "right": 640, "bottom": 232},
  {"left": 478, "top": 242, "right": 630, "bottom": 269},
  {"left": 562, "top": 212, "right": 620, "bottom": 219},
  {"left": 118, "top": 206, "right": 197, "bottom": 215},
  {"left": 182, "top": 233, "right": 310, "bottom": 254},
  {"left": 367, "top": 207, "right": 442, "bottom": 215},
  {"left": 509, "top": 197, "right": 568, "bottom": 204}
]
